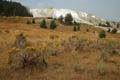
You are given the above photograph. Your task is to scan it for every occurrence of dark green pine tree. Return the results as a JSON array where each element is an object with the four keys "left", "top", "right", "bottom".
[
  {"left": 65, "top": 13, "right": 73, "bottom": 25},
  {"left": 111, "top": 28, "right": 117, "bottom": 34},
  {"left": 58, "top": 15, "right": 64, "bottom": 23},
  {"left": 50, "top": 20, "right": 57, "bottom": 30},
  {"left": 40, "top": 19, "right": 47, "bottom": 29}
]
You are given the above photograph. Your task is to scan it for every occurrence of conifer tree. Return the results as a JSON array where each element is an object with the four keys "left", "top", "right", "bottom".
[
  {"left": 50, "top": 20, "right": 57, "bottom": 30},
  {"left": 65, "top": 13, "right": 73, "bottom": 25},
  {"left": 40, "top": 19, "right": 47, "bottom": 29}
]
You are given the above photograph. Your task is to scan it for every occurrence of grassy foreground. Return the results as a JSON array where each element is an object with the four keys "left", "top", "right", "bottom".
[{"left": 0, "top": 17, "right": 120, "bottom": 80}]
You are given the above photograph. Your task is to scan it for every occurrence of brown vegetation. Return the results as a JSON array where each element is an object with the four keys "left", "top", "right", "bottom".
[{"left": 0, "top": 17, "right": 120, "bottom": 80}]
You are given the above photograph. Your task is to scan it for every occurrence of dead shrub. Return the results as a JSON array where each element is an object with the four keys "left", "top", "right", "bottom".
[
  {"left": 75, "top": 36, "right": 88, "bottom": 51},
  {"left": 4, "top": 30, "right": 10, "bottom": 33},
  {"left": 106, "top": 40, "right": 118, "bottom": 55},
  {"left": 61, "top": 36, "right": 89, "bottom": 53},
  {"left": 8, "top": 47, "right": 48, "bottom": 70},
  {"left": 45, "top": 41, "right": 62, "bottom": 56},
  {"left": 49, "top": 34, "right": 59, "bottom": 40},
  {"left": 74, "top": 64, "right": 86, "bottom": 74}
]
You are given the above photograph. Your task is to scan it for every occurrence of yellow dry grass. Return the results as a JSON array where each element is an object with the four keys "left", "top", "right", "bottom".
[{"left": 0, "top": 17, "right": 120, "bottom": 80}]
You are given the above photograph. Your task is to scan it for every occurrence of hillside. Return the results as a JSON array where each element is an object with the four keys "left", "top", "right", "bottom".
[
  {"left": 0, "top": 17, "right": 120, "bottom": 80},
  {"left": 30, "top": 8, "right": 120, "bottom": 33}
]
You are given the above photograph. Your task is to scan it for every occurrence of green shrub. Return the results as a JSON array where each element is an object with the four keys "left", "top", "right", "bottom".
[
  {"left": 14, "top": 33, "right": 27, "bottom": 49},
  {"left": 74, "top": 21, "right": 80, "bottom": 31},
  {"left": 99, "top": 31, "right": 106, "bottom": 38},
  {"left": 86, "top": 29, "right": 89, "bottom": 32},
  {"left": 107, "top": 40, "right": 118, "bottom": 54},
  {"left": 97, "top": 61, "right": 107, "bottom": 75},
  {"left": 27, "top": 20, "right": 31, "bottom": 24},
  {"left": 50, "top": 20, "right": 57, "bottom": 30},
  {"left": 101, "top": 48, "right": 110, "bottom": 61},
  {"left": 111, "top": 28, "right": 117, "bottom": 34},
  {"left": 107, "top": 28, "right": 111, "bottom": 32},
  {"left": 40, "top": 19, "right": 47, "bottom": 29},
  {"left": 58, "top": 15, "right": 64, "bottom": 23},
  {"left": 32, "top": 18, "right": 35, "bottom": 24},
  {"left": 77, "top": 26, "right": 80, "bottom": 31},
  {"left": 73, "top": 26, "right": 77, "bottom": 31}
]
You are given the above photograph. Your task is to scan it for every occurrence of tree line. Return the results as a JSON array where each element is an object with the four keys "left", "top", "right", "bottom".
[{"left": 0, "top": 0, "right": 32, "bottom": 17}]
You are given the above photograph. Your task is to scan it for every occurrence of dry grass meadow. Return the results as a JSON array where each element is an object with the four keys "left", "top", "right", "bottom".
[{"left": 0, "top": 17, "right": 120, "bottom": 80}]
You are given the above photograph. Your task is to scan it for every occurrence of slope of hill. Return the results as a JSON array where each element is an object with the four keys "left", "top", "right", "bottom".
[{"left": 0, "top": 17, "right": 120, "bottom": 80}]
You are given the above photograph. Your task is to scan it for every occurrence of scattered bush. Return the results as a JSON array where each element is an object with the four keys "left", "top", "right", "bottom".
[
  {"left": 74, "top": 64, "right": 85, "bottom": 74},
  {"left": 74, "top": 21, "right": 80, "bottom": 31},
  {"left": 100, "top": 40, "right": 118, "bottom": 62},
  {"left": 107, "top": 28, "right": 111, "bottom": 32},
  {"left": 58, "top": 15, "right": 64, "bottom": 23},
  {"left": 111, "top": 28, "right": 117, "bottom": 34},
  {"left": 40, "top": 19, "right": 47, "bottom": 29},
  {"left": 46, "top": 46, "right": 60, "bottom": 56},
  {"left": 65, "top": 36, "right": 88, "bottom": 52},
  {"left": 32, "top": 18, "right": 35, "bottom": 24},
  {"left": 27, "top": 20, "right": 31, "bottom": 24},
  {"left": 76, "top": 36, "right": 88, "bottom": 50},
  {"left": 14, "top": 33, "right": 27, "bottom": 49},
  {"left": 97, "top": 61, "right": 107, "bottom": 75},
  {"left": 107, "top": 40, "right": 118, "bottom": 54},
  {"left": 50, "top": 20, "right": 57, "bottom": 30},
  {"left": 49, "top": 35, "right": 59, "bottom": 40},
  {"left": 8, "top": 47, "right": 48, "bottom": 70},
  {"left": 73, "top": 26, "right": 77, "bottom": 31},
  {"left": 99, "top": 31, "right": 106, "bottom": 38},
  {"left": 86, "top": 29, "right": 89, "bottom": 32},
  {"left": 77, "top": 26, "right": 80, "bottom": 31},
  {"left": 8, "top": 48, "right": 24, "bottom": 69},
  {"left": 100, "top": 48, "right": 110, "bottom": 61}
]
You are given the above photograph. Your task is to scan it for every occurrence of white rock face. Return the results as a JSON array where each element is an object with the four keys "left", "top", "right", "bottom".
[
  {"left": 52, "top": 9, "right": 90, "bottom": 24},
  {"left": 30, "top": 8, "right": 106, "bottom": 25},
  {"left": 30, "top": 8, "right": 53, "bottom": 18}
]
